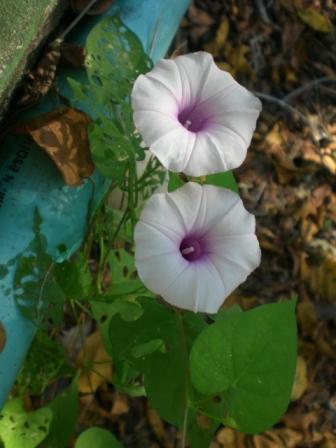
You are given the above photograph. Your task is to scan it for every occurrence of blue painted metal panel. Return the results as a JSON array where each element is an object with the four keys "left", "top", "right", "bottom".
[{"left": 0, "top": 0, "right": 189, "bottom": 407}]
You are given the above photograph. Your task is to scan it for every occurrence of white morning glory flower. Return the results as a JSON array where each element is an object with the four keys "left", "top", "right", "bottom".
[
  {"left": 131, "top": 51, "right": 262, "bottom": 177},
  {"left": 134, "top": 182, "right": 261, "bottom": 313}
]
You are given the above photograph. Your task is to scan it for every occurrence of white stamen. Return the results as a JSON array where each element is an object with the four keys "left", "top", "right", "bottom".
[
  {"left": 184, "top": 119, "right": 192, "bottom": 129},
  {"left": 181, "top": 246, "right": 195, "bottom": 255}
]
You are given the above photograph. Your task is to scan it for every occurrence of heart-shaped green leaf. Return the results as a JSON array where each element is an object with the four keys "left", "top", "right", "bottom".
[{"left": 190, "top": 300, "right": 297, "bottom": 434}]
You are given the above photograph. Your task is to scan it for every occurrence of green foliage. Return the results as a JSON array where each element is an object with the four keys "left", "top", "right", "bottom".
[
  {"left": 136, "top": 155, "right": 167, "bottom": 200},
  {"left": 107, "top": 297, "right": 187, "bottom": 424},
  {"left": 88, "top": 119, "right": 132, "bottom": 182},
  {"left": 106, "top": 248, "right": 144, "bottom": 297},
  {"left": 69, "top": 16, "right": 152, "bottom": 184},
  {"left": 0, "top": 381, "right": 78, "bottom": 448},
  {"left": 54, "top": 252, "right": 92, "bottom": 300},
  {"left": 41, "top": 378, "right": 78, "bottom": 448},
  {"left": 75, "top": 427, "right": 123, "bottom": 448},
  {"left": 85, "top": 16, "right": 152, "bottom": 103},
  {"left": 17, "top": 331, "right": 69, "bottom": 395},
  {"left": 168, "top": 172, "right": 184, "bottom": 192},
  {"left": 105, "top": 296, "right": 217, "bottom": 446},
  {"left": 190, "top": 300, "right": 297, "bottom": 434},
  {"left": 67, "top": 15, "right": 168, "bottom": 232},
  {"left": 204, "top": 171, "right": 238, "bottom": 193},
  {"left": 0, "top": 399, "right": 52, "bottom": 448}
]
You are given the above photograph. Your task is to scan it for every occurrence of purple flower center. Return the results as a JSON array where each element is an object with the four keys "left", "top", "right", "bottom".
[
  {"left": 178, "top": 103, "right": 210, "bottom": 133},
  {"left": 180, "top": 236, "right": 203, "bottom": 262}
]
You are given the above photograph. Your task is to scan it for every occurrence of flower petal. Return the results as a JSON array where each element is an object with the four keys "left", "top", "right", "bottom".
[
  {"left": 208, "top": 235, "right": 261, "bottom": 299},
  {"left": 139, "top": 182, "right": 204, "bottom": 236},
  {"left": 135, "top": 250, "right": 188, "bottom": 296},
  {"left": 149, "top": 125, "right": 193, "bottom": 172},
  {"left": 207, "top": 234, "right": 261, "bottom": 272},
  {"left": 133, "top": 110, "right": 179, "bottom": 147},
  {"left": 174, "top": 52, "right": 215, "bottom": 107},
  {"left": 190, "top": 184, "right": 242, "bottom": 235},
  {"left": 135, "top": 220, "right": 188, "bottom": 294},
  {"left": 131, "top": 72, "right": 178, "bottom": 115},
  {"left": 182, "top": 132, "right": 229, "bottom": 176},
  {"left": 138, "top": 191, "right": 185, "bottom": 241},
  {"left": 162, "top": 260, "right": 227, "bottom": 313}
]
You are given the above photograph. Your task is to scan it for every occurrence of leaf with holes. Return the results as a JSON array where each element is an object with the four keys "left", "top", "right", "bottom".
[
  {"left": 54, "top": 252, "right": 92, "bottom": 300},
  {"left": 17, "top": 331, "right": 69, "bottom": 395},
  {"left": 67, "top": 16, "right": 150, "bottom": 178},
  {"left": 106, "top": 248, "right": 144, "bottom": 297},
  {"left": 85, "top": 15, "right": 152, "bottom": 102},
  {"left": 0, "top": 399, "right": 52, "bottom": 448}
]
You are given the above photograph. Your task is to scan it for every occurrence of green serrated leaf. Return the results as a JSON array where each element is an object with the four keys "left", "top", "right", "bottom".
[
  {"left": 0, "top": 399, "right": 52, "bottom": 448},
  {"left": 75, "top": 427, "right": 123, "bottom": 448},
  {"left": 190, "top": 300, "right": 297, "bottom": 434}
]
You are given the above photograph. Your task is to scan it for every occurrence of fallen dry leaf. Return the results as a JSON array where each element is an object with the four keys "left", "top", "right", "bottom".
[
  {"left": 204, "top": 17, "right": 230, "bottom": 57},
  {"left": 111, "top": 392, "right": 129, "bottom": 417},
  {"left": 76, "top": 329, "right": 112, "bottom": 394},
  {"left": 253, "top": 428, "right": 303, "bottom": 448},
  {"left": 300, "top": 239, "right": 336, "bottom": 303},
  {"left": 297, "top": 7, "right": 333, "bottom": 33},
  {"left": 147, "top": 408, "right": 170, "bottom": 445},
  {"left": 16, "top": 108, "right": 94, "bottom": 186},
  {"left": 216, "top": 427, "right": 236, "bottom": 447},
  {"left": 291, "top": 356, "right": 308, "bottom": 401},
  {"left": 297, "top": 294, "right": 319, "bottom": 337},
  {"left": 264, "top": 124, "right": 301, "bottom": 182}
]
